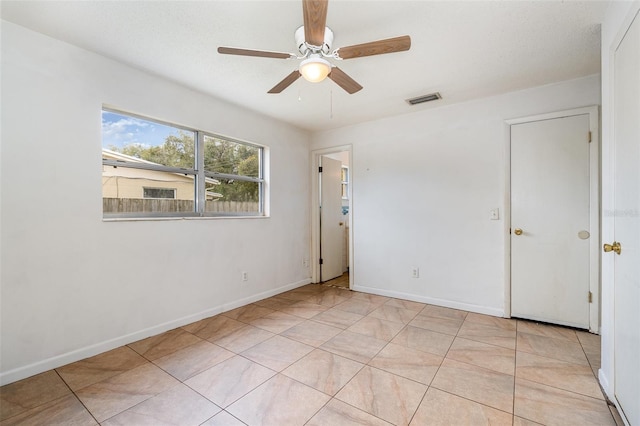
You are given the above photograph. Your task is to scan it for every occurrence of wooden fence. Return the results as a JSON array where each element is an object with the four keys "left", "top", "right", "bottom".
[{"left": 103, "top": 198, "right": 259, "bottom": 213}]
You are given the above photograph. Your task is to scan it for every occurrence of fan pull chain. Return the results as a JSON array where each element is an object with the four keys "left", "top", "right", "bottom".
[
  {"left": 330, "top": 90, "right": 333, "bottom": 119},
  {"left": 298, "top": 89, "right": 302, "bottom": 102}
]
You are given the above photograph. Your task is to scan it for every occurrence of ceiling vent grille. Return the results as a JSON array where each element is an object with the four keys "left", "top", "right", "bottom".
[{"left": 406, "top": 92, "right": 442, "bottom": 105}]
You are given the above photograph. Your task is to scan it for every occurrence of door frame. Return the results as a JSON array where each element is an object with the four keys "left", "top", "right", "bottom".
[
  {"left": 504, "top": 106, "right": 600, "bottom": 332},
  {"left": 311, "top": 145, "right": 353, "bottom": 286}
]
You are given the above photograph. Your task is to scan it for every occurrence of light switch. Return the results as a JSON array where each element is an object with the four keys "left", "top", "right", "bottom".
[{"left": 490, "top": 208, "right": 500, "bottom": 220}]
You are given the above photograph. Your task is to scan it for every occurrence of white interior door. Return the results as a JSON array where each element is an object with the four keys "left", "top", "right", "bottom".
[
  {"left": 612, "top": 10, "right": 640, "bottom": 425},
  {"left": 320, "top": 156, "right": 344, "bottom": 282},
  {"left": 511, "top": 114, "right": 591, "bottom": 329}
]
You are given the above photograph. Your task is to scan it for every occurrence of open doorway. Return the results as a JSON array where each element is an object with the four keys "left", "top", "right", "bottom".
[{"left": 311, "top": 146, "right": 352, "bottom": 289}]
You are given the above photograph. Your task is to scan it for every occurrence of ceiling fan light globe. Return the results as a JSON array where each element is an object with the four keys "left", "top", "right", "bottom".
[{"left": 299, "top": 57, "right": 331, "bottom": 83}]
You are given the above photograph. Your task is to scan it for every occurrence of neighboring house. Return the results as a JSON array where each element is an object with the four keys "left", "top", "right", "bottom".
[{"left": 101, "top": 149, "right": 222, "bottom": 201}]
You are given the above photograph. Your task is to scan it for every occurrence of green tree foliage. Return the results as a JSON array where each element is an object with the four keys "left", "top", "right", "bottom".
[{"left": 111, "top": 132, "right": 259, "bottom": 202}]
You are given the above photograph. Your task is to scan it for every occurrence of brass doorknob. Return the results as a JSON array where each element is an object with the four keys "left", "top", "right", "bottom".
[
  {"left": 514, "top": 228, "right": 523, "bottom": 236},
  {"left": 339, "top": 222, "right": 344, "bottom": 226},
  {"left": 603, "top": 241, "right": 622, "bottom": 255}
]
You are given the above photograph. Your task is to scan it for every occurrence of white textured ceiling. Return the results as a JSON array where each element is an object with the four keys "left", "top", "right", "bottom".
[{"left": 1, "top": 1, "right": 609, "bottom": 132}]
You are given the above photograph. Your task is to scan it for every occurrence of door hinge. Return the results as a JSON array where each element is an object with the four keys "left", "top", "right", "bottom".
[
  {"left": 319, "top": 166, "right": 323, "bottom": 173},
  {"left": 588, "top": 131, "right": 592, "bottom": 143},
  {"left": 319, "top": 258, "right": 323, "bottom": 265},
  {"left": 588, "top": 291, "right": 593, "bottom": 303}
]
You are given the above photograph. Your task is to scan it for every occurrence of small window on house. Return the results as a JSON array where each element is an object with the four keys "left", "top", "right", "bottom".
[
  {"left": 341, "top": 166, "right": 349, "bottom": 199},
  {"left": 102, "top": 108, "right": 266, "bottom": 218},
  {"left": 143, "top": 187, "right": 176, "bottom": 199}
]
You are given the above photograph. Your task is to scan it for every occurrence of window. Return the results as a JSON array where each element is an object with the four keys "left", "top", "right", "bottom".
[
  {"left": 341, "top": 166, "right": 349, "bottom": 199},
  {"left": 102, "top": 109, "right": 265, "bottom": 218},
  {"left": 143, "top": 188, "right": 176, "bottom": 199}
]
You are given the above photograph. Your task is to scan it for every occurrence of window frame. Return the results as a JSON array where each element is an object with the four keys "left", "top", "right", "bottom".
[{"left": 102, "top": 108, "right": 266, "bottom": 219}]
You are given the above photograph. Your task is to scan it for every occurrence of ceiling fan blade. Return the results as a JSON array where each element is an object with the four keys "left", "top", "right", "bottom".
[
  {"left": 328, "top": 67, "right": 363, "bottom": 94},
  {"left": 335, "top": 35, "right": 411, "bottom": 59},
  {"left": 218, "top": 47, "right": 294, "bottom": 59},
  {"left": 268, "top": 70, "right": 301, "bottom": 93},
  {"left": 303, "top": 0, "right": 328, "bottom": 46}
]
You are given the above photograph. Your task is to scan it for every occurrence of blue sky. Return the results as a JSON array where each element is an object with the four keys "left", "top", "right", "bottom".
[{"left": 101, "top": 111, "right": 183, "bottom": 150}]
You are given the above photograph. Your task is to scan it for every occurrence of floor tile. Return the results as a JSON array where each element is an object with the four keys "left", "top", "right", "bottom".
[
  {"left": 410, "top": 314, "right": 464, "bottom": 336},
  {"left": 128, "top": 328, "right": 202, "bottom": 361},
  {"left": 347, "top": 316, "right": 405, "bottom": 341},
  {"left": 384, "top": 298, "right": 426, "bottom": 312},
  {"left": 514, "top": 416, "right": 544, "bottom": 425},
  {"left": 367, "top": 304, "right": 420, "bottom": 324},
  {"left": 349, "top": 293, "right": 390, "bottom": 304},
  {"left": 201, "top": 410, "right": 247, "bottom": 426},
  {"left": 392, "top": 325, "right": 454, "bottom": 357},
  {"left": 282, "top": 349, "right": 364, "bottom": 396},
  {"left": 305, "top": 291, "right": 351, "bottom": 307},
  {"left": 212, "top": 324, "right": 275, "bottom": 353},
  {"left": 464, "top": 312, "right": 517, "bottom": 330},
  {"left": 515, "top": 351, "right": 603, "bottom": 399},
  {"left": 334, "top": 298, "right": 383, "bottom": 316},
  {"left": 253, "top": 295, "right": 297, "bottom": 311},
  {"left": 517, "top": 320, "right": 579, "bottom": 342},
  {"left": 222, "top": 304, "right": 275, "bottom": 323},
  {"left": 457, "top": 320, "right": 517, "bottom": 350},
  {"left": 280, "top": 320, "right": 342, "bottom": 347},
  {"left": 185, "top": 355, "right": 275, "bottom": 408},
  {"left": 410, "top": 387, "right": 512, "bottom": 426},
  {"left": 311, "top": 308, "right": 364, "bottom": 329},
  {"left": 152, "top": 340, "right": 234, "bottom": 381},
  {"left": 75, "top": 363, "right": 179, "bottom": 422},
  {"left": 181, "top": 315, "right": 246, "bottom": 341},
  {"left": 0, "top": 370, "right": 71, "bottom": 421},
  {"left": 514, "top": 378, "right": 615, "bottom": 425},
  {"left": 320, "top": 330, "right": 387, "bottom": 363},
  {"left": 431, "top": 358, "right": 514, "bottom": 413},
  {"left": 420, "top": 304, "right": 468, "bottom": 321},
  {"left": 307, "top": 398, "right": 392, "bottom": 426},
  {"left": 101, "top": 383, "right": 220, "bottom": 425},
  {"left": 227, "top": 374, "right": 330, "bottom": 426},
  {"left": 335, "top": 366, "right": 427, "bottom": 425},
  {"left": 0, "top": 394, "right": 97, "bottom": 426},
  {"left": 517, "top": 332, "right": 588, "bottom": 365},
  {"left": 249, "top": 311, "right": 304, "bottom": 334},
  {"left": 446, "top": 337, "right": 515, "bottom": 375},
  {"left": 369, "top": 342, "right": 443, "bottom": 385},
  {"left": 55, "top": 346, "right": 148, "bottom": 392},
  {"left": 241, "top": 335, "right": 314, "bottom": 372},
  {"left": 278, "top": 301, "right": 329, "bottom": 319}
]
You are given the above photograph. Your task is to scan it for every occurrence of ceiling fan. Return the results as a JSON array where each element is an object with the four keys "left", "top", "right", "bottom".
[{"left": 217, "top": 0, "right": 411, "bottom": 94}]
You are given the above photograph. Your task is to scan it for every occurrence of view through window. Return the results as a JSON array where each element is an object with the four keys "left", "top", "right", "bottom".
[{"left": 101, "top": 109, "right": 265, "bottom": 218}]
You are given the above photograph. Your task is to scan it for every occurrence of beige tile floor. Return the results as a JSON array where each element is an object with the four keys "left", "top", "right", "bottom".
[{"left": 0, "top": 283, "right": 623, "bottom": 426}]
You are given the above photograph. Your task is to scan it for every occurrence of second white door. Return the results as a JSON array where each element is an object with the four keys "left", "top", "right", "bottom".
[{"left": 511, "top": 113, "right": 591, "bottom": 329}]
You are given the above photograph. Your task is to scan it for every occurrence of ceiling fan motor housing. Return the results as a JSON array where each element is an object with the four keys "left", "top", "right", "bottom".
[{"left": 295, "top": 25, "right": 334, "bottom": 56}]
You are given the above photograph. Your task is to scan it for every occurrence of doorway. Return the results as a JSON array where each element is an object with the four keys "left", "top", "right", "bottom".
[
  {"left": 506, "top": 106, "right": 600, "bottom": 331},
  {"left": 311, "top": 146, "right": 352, "bottom": 288}
]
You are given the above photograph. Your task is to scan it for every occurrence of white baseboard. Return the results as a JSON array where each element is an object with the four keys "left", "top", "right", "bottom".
[
  {"left": 351, "top": 285, "right": 505, "bottom": 317},
  {"left": 0, "top": 278, "right": 310, "bottom": 386}
]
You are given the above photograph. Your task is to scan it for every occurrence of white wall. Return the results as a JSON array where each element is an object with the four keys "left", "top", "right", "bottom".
[
  {"left": 0, "top": 22, "right": 311, "bottom": 385},
  {"left": 599, "top": 0, "right": 639, "bottom": 407},
  {"left": 311, "top": 75, "right": 601, "bottom": 316}
]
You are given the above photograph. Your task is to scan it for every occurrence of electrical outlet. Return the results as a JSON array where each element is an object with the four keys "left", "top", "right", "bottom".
[
  {"left": 303, "top": 259, "right": 309, "bottom": 268},
  {"left": 411, "top": 267, "right": 419, "bottom": 278},
  {"left": 241, "top": 271, "right": 248, "bottom": 281}
]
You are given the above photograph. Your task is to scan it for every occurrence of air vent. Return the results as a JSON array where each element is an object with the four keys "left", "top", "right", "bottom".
[{"left": 406, "top": 92, "right": 442, "bottom": 105}]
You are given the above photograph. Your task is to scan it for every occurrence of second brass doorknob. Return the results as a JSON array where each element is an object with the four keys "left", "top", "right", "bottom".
[{"left": 514, "top": 228, "right": 523, "bottom": 235}]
